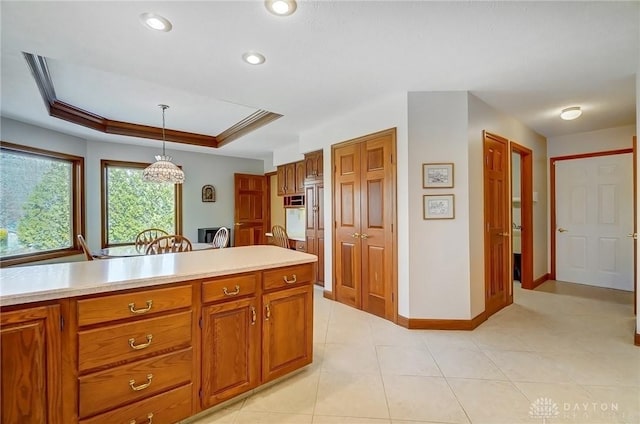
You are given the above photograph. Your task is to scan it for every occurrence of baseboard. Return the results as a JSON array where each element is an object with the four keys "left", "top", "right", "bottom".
[
  {"left": 323, "top": 289, "right": 335, "bottom": 300},
  {"left": 397, "top": 311, "right": 487, "bottom": 330},
  {"left": 635, "top": 329, "right": 640, "bottom": 347},
  {"left": 531, "top": 273, "right": 550, "bottom": 289}
]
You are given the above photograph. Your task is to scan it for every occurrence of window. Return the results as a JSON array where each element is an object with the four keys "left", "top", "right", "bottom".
[
  {"left": 101, "top": 160, "right": 182, "bottom": 247},
  {"left": 0, "top": 142, "right": 84, "bottom": 266}
]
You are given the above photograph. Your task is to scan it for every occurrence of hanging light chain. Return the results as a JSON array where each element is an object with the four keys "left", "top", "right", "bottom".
[{"left": 159, "top": 104, "right": 169, "bottom": 156}]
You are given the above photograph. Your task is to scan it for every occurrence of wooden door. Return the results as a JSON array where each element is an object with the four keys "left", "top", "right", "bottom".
[
  {"left": 1, "top": 305, "right": 62, "bottom": 424},
  {"left": 334, "top": 143, "right": 362, "bottom": 308},
  {"left": 262, "top": 285, "right": 313, "bottom": 383},
  {"left": 316, "top": 183, "right": 325, "bottom": 284},
  {"left": 201, "top": 298, "right": 259, "bottom": 408},
  {"left": 483, "top": 132, "right": 511, "bottom": 317},
  {"left": 234, "top": 174, "right": 267, "bottom": 246},
  {"left": 333, "top": 129, "right": 397, "bottom": 320},
  {"left": 360, "top": 135, "right": 395, "bottom": 320},
  {"left": 555, "top": 154, "right": 633, "bottom": 290}
]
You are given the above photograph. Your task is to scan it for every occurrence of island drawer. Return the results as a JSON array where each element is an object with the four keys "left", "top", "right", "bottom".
[
  {"left": 77, "top": 284, "right": 192, "bottom": 327},
  {"left": 202, "top": 272, "right": 258, "bottom": 303},
  {"left": 78, "top": 348, "right": 192, "bottom": 419},
  {"left": 78, "top": 311, "right": 192, "bottom": 372},
  {"left": 79, "top": 384, "right": 192, "bottom": 424},
  {"left": 263, "top": 263, "right": 313, "bottom": 291}
]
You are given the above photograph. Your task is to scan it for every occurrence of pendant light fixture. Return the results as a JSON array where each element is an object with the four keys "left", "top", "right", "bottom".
[{"left": 143, "top": 104, "right": 185, "bottom": 184}]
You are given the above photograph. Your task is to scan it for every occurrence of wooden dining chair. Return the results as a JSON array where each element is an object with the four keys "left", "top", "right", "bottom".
[
  {"left": 77, "top": 234, "right": 108, "bottom": 261},
  {"left": 271, "top": 225, "right": 290, "bottom": 249},
  {"left": 211, "top": 227, "right": 229, "bottom": 249},
  {"left": 145, "top": 235, "right": 193, "bottom": 255},
  {"left": 135, "top": 228, "right": 169, "bottom": 252}
]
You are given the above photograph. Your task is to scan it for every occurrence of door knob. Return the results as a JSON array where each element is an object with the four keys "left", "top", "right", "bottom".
[
  {"left": 351, "top": 232, "right": 361, "bottom": 238},
  {"left": 628, "top": 233, "right": 638, "bottom": 239},
  {"left": 360, "top": 234, "right": 369, "bottom": 239},
  {"left": 558, "top": 228, "right": 568, "bottom": 233},
  {"left": 498, "top": 232, "right": 509, "bottom": 237},
  {"left": 235, "top": 222, "right": 242, "bottom": 226}
]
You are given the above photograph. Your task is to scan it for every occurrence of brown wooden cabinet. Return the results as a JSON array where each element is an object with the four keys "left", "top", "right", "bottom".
[
  {"left": 76, "top": 284, "right": 194, "bottom": 422},
  {"left": 200, "top": 273, "right": 260, "bottom": 408},
  {"left": 277, "top": 161, "right": 305, "bottom": 195},
  {"left": 1, "top": 304, "right": 62, "bottom": 424},
  {"left": 261, "top": 268, "right": 313, "bottom": 383},
  {"left": 305, "top": 182, "right": 325, "bottom": 285},
  {"left": 304, "top": 150, "right": 323, "bottom": 182}
]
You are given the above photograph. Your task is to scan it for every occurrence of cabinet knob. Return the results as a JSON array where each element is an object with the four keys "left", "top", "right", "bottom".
[{"left": 265, "top": 304, "right": 271, "bottom": 320}]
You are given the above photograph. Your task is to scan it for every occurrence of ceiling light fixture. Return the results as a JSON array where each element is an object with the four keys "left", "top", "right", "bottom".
[
  {"left": 560, "top": 106, "right": 582, "bottom": 121},
  {"left": 242, "top": 51, "right": 266, "bottom": 65},
  {"left": 265, "top": 0, "right": 297, "bottom": 16},
  {"left": 139, "top": 13, "right": 172, "bottom": 32},
  {"left": 143, "top": 105, "right": 185, "bottom": 184}
]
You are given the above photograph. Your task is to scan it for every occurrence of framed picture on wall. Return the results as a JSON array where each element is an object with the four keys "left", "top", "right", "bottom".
[
  {"left": 202, "top": 185, "right": 216, "bottom": 202},
  {"left": 422, "top": 163, "right": 454, "bottom": 188},
  {"left": 423, "top": 194, "right": 455, "bottom": 220}
]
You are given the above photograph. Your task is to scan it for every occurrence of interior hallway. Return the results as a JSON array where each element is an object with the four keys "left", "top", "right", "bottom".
[{"left": 189, "top": 281, "right": 639, "bottom": 424}]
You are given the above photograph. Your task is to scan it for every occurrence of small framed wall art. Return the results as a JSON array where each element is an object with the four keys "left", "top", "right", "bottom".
[
  {"left": 422, "top": 163, "right": 454, "bottom": 188},
  {"left": 423, "top": 194, "right": 455, "bottom": 220},
  {"left": 202, "top": 185, "right": 216, "bottom": 202}
]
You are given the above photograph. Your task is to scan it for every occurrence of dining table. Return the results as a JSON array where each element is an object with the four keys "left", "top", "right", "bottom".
[{"left": 100, "top": 242, "right": 215, "bottom": 258}]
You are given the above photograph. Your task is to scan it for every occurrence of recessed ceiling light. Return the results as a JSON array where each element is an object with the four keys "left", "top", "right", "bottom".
[
  {"left": 265, "top": 0, "right": 297, "bottom": 16},
  {"left": 560, "top": 106, "right": 582, "bottom": 120},
  {"left": 140, "top": 13, "right": 172, "bottom": 32},
  {"left": 242, "top": 51, "right": 266, "bottom": 65}
]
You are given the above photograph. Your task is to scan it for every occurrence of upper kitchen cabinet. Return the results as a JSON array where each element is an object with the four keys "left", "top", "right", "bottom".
[
  {"left": 277, "top": 161, "right": 305, "bottom": 196},
  {"left": 304, "top": 150, "right": 323, "bottom": 183}
]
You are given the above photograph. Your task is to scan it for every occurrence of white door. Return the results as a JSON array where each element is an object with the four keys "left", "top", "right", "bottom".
[{"left": 556, "top": 154, "right": 633, "bottom": 290}]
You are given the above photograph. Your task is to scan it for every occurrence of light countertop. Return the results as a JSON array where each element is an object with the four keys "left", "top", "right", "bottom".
[{"left": 0, "top": 245, "right": 317, "bottom": 307}]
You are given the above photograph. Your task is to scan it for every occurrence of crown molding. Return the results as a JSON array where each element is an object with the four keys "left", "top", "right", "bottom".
[{"left": 24, "top": 52, "right": 281, "bottom": 149}]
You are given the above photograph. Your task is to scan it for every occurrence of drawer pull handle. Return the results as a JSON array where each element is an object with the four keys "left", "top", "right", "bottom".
[
  {"left": 129, "top": 374, "right": 153, "bottom": 391},
  {"left": 265, "top": 304, "right": 271, "bottom": 320},
  {"left": 130, "top": 413, "right": 154, "bottom": 424},
  {"left": 251, "top": 306, "right": 257, "bottom": 325},
  {"left": 128, "top": 300, "right": 153, "bottom": 314},
  {"left": 283, "top": 274, "right": 297, "bottom": 284},
  {"left": 129, "top": 334, "right": 153, "bottom": 350},
  {"left": 223, "top": 285, "right": 240, "bottom": 296}
]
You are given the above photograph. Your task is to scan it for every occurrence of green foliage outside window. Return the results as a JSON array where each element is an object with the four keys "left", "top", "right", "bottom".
[{"left": 106, "top": 166, "right": 175, "bottom": 245}]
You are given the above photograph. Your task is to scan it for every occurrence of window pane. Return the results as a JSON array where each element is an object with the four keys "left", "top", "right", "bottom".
[
  {"left": 0, "top": 150, "right": 73, "bottom": 258},
  {"left": 106, "top": 165, "right": 175, "bottom": 245}
]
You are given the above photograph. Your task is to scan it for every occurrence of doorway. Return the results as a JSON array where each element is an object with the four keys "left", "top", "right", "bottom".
[{"left": 511, "top": 142, "right": 534, "bottom": 290}]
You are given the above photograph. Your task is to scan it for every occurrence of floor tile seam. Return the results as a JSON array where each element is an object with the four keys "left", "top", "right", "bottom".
[{"left": 374, "top": 341, "right": 395, "bottom": 421}]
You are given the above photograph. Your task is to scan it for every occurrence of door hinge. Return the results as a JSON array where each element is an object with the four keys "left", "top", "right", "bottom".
[
  {"left": 199, "top": 317, "right": 203, "bottom": 329},
  {"left": 60, "top": 316, "right": 64, "bottom": 330},
  {"left": 199, "top": 388, "right": 203, "bottom": 398},
  {"left": 392, "top": 292, "right": 394, "bottom": 302}
]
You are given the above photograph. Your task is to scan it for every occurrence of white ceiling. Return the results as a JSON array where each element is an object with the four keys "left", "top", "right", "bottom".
[{"left": 1, "top": 1, "right": 638, "bottom": 161}]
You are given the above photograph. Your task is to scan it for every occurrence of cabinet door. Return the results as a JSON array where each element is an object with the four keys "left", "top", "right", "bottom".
[
  {"left": 304, "top": 155, "right": 316, "bottom": 181},
  {"left": 276, "top": 166, "right": 286, "bottom": 196},
  {"left": 314, "top": 152, "right": 323, "bottom": 180},
  {"left": 1, "top": 305, "right": 62, "bottom": 424},
  {"left": 262, "top": 285, "right": 313, "bottom": 382},
  {"left": 284, "top": 163, "right": 296, "bottom": 195},
  {"left": 295, "top": 161, "right": 305, "bottom": 194},
  {"left": 316, "top": 183, "right": 325, "bottom": 284},
  {"left": 201, "top": 298, "right": 259, "bottom": 408}
]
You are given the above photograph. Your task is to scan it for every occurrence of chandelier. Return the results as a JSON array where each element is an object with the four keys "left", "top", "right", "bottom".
[{"left": 143, "top": 104, "right": 185, "bottom": 184}]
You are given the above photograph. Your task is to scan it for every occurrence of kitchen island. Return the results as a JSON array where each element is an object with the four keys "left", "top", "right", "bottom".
[{"left": 0, "top": 245, "right": 317, "bottom": 424}]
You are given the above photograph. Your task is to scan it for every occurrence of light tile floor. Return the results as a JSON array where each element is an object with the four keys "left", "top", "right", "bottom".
[{"left": 188, "top": 281, "right": 639, "bottom": 424}]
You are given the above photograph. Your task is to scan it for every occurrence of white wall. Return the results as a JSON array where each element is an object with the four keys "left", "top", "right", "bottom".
[
  {"left": 298, "top": 92, "right": 410, "bottom": 314},
  {"left": 467, "top": 94, "right": 548, "bottom": 317},
  {"left": 547, "top": 125, "right": 635, "bottom": 157},
  {"left": 1, "top": 117, "right": 264, "bottom": 252},
  {"left": 408, "top": 92, "right": 472, "bottom": 319}
]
